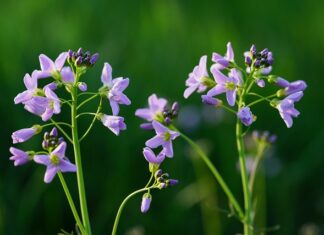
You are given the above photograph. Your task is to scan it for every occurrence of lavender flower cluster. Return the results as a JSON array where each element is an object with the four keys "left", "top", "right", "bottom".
[
  {"left": 10, "top": 49, "right": 131, "bottom": 182},
  {"left": 184, "top": 42, "right": 307, "bottom": 128}
]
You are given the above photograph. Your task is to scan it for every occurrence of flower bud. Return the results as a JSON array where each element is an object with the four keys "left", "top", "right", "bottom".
[{"left": 141, "top": 193, "right": 152, "bottom": 213}]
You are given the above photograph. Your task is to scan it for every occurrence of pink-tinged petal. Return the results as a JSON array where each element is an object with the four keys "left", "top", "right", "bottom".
[
  {"left": 61, "top": 67, "right": 75, "bottom": 83},
  {"left": 279, "top": 112, "right": 293, "bottom": 128},
  {"left": 169, "top": 130, "right": 180, "bottom": 140},
  {"left": 197, "top": 55, "right": 208, "bottom": 77},
  {"left": 109, "top": 100, "right": 120, "bottom": 116},
  {"left": 44, "top": 166, "right": 58, "bottom": 183},
  {"left": 44, "top": 86, "right": 59, "bottom": 100},
  {"left": 135, "top": 108, "right": 152, "bottom": 120},
  {"left": 184, "top": 85, "right": 198, "bottom": 99},
  {"left": 59, "top": 160, "right": 77, "bottom": 173},
  {"left": 37, "top": 71, "right": 52, "bottom": 79},
  {"left": 118, "top": 93, "right": 131, "bottom": 105},
  {"left": 54, "top": 52, "right": 68, "bottom": 70},
  {"left": 14, "top": 91, "right": 33, "bottom": 104},
  {"left": 143, "top": 147, "right": 165, "bottom": 164},
  {"left": 51, "top": 142, "right": 67, "bottom": 159},
  {"left": 34, "top": 155, "right": 51, "bottom": 166},
  {"left": 41, "top": 108, "right": 54, "bottom": 121},
  {"left": 145, "top": 135, "right": 164, "bottom": 148},
  {"left": 163, "top": 141, "right": 174, "bottom": 158},
  {"left": 226, "top": 42, "right": 234, "bottom": 61},
  {"left": 101, "top": 62, "right": 113, "bottom": 86},
  {"left": 211, "top": 66, "right": 227, "bottom": 84},
  {"left": 44, "top": 82, "right": 58, "bottom": 91},
  {"left": 286, "top": 107, "right": 300, "bottom": 117},
  {"left": 207, "top": 84, "right": 226, "bottom": 97},
  {"left": 152, "top": 121, "right": 168, "bottom": 135},
  {"left": 23, "top": 73, "right": 37, "bottom": 90},
  {"left": 212, "top": 52, "right": 223, "bottom": 62},
  {"left": 226, "top": 90, "right": 236, "bottom": 106},
  {"left": 39, "top": 54, "right": 55, "bottom": 72}
]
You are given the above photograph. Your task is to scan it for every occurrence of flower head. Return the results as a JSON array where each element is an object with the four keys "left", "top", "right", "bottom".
[
  {"left": 34, "top": 142, "right": 76, "bottom": 183},
  {"left": 38, "top": 52, "right": 68, "bottom": 79},
  {"left": 12, "top": 125, "right": 42, "bottom": 144},
  {"left": 237, "top": 107, "right": 254, "bottom": 126},
  {"left": 276, "top": 91, "right": 304, "bottom": 128},
  {"left": 212, "top": 42, "right": 234, "bottom": 70},
  {"left": 14, "top": 71, "right": 40, "bottom": 105},
  {"left": 67, "top": 48, "right": 99, "bottom": 67},
  {"left": 184, "top": 55, "right": 211, "bottom": 98},
  {"left": 100, "top": 114, "right": 126, "bottom": 135},
  {"left": 135, "top": 94, "right": 167, "bottom": 122},
  {"left": 42, "top": 127, "right": 64, "bottom": 150},
  {"left": 100, "top": 62, "right": 131, "bottom": 115},
  {"left": 9, "top": 147, "right": 33, "bottom": 166},
  {"left": 145, "top": 121, "right": 179, "bottom": 158},
  {"left": 207, "top": 68, "right": 242, "bottom": 106},
  {"left": 41, "top": 87, "right": 61, "bottom": 121},
  {"left": 143, "top": 147, "right": 165, "bottom": 164},
  {"left": 244, "top": 45, "right": 273, "bottom": 74}
]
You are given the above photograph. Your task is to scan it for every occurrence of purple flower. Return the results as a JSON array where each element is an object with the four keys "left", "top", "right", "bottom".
[
  {"left": 9, "top": 147, "right": 32, "bottom": 166},
  {"left": 237, "top": 107, "right": 254, "bottom": 126},
  {"left": 34, "top": 142, "right": 76, "bottom": 183},
  {"left": 78, "top": 82, "right": 88, "bottom": 91},
  {"left": 41, "top": 87, "right": 61, "bottom": 121},
  {"left": 201, "top": 95, "right": 222, "bottom": 106},
  {"left": 207, "top": 68, "right": 242, "bottom": 106},
  {"left": 12, "top": 125, "right": 41, "bottom": 143},
  {"left": 143, "top": 147, "right": 165, "bottom": 164},
  {"left": 14, "top": 71, "right": 40, "bottom": 105},
  {"left": 61, "top": 66, "right": 75, "bottom": 84},
  {"left": 135, "top": 94, "right": 167, "bottom": 122},
  {"left": 276, "top": 91, "right": 304, "bottom": 128},
  {"left": 141, "top": 194, "right": 152, "bottom": 213},
  {"left": 38, "top": 52, "right": 68, "bottom": 79},
  {"left": 100, "top": 114, "right": 126, "bottom": 135},
  {"left": 145, "top": 121, "right": 179, "bottom": 158},
  {"left": 212, "top": 42, "right": 234, "bottom": 70},
  {"left": 275, "top": 77, "right": 290, "bottom": 88},
  {"left": 284, "top": 80, "right": 307, "bottom": 96},
  {"left": 100, "top": 62, "right": 131, "bottom": 115},
  {"left": 184, "top": 55, "right": 209, "bottom": 98}
]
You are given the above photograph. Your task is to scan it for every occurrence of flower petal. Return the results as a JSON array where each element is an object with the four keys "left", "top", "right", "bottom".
[
  {"left": 101, "top": 62, "right": 113, "bottom": 86},
  {"left": 207, "top": 84, "right": 226, "bottom": 97},
  {"left": 34, "top": 154, "right": 51, "bottom": 166},
  {"left": 152, "top": 121, "right": 168, "bottom": 135},
  {"left": 145, "top": 135, "right": 164, "bottom": 148},
  {"left": 226, "top": 42, "right": 234, "bottom": 61},
  {"left": 54, "top": 52, "right": 68, "bottom": 70},
  {"left": 59, "top": 160, "right": 77, "bottom": 173},
  {"left": 51, "top": 142, "right": 67, "bottom": 159},
  {"left": 163, "top": 141, "right": 174, "bottom": 158},
  {"left": 39, "top": 54, "right": 55, "bottom": 72},
  {"left": 226, "top": 90, "right": 236, "bottom": 106},
  {"left": 44, "top": 165, "right": 58, "bottom": 183}
]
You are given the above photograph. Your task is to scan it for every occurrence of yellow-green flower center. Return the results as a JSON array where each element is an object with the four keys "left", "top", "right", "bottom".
[
  {"left": 164, "top": 132, "right": 171, "bottom": 141},
  {"left": 225, "top": 82, "right": 235, "bottom": 90},
  {"left": 50, "top": 154, "right": 60, "bottom": 165}
]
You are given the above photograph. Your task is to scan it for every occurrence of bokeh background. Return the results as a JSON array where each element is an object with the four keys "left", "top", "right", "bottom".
[{"left": 0, "top": 0, "right": 323, "bottom": 234}]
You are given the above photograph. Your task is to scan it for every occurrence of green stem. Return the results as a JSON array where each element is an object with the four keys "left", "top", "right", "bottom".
[
  {"left": 236, "top": 119, "right": 253, "bottom": 235},
  {"left": 79, "top": 97, "right": 103, "bottom": 142},
  {"left": 71, "top": 87, "right": 92, "bottom": 235},
  {"left": 111, "top": 186, "right": 156, "bottom": 235},
  {"left": 58, "top": 172, "right": 86, "bottom": 235},
  {"left": 220, "top": 104, "right": 237, "bottom": 114},
  {"left": 249, "top": 143, "right": 267, "bottom": 193},
  {"left": 173, "top": 126, "right": 244, "bottom": 220},
  {"left": 77, "top": 94, "right": 99, "bottom": 110},
  {"left": 247, "top": 93, "right": 277, "bottom": 107}
]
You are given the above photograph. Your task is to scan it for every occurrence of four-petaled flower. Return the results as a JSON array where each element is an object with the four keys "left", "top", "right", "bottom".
[
  {"left": 212, "top": 42, "right": 234, "bottom": 70},
  {"left": 34, "top": 142, "right": 76, "bottom": 183},
  {"left": 276, "top": 91, "right": 304, "bottom": 128},
  {"left": 145, "top": 121, "right": 179, "bottom": 158},
  {"left": 135, "top": 94, "right": 167, "bottom": 122},
  {"left": 100, "top": 62, "right": 131, "bottom": 115},
  {"left": 38, "top": 52, "right": 68, "bottom": 79},
  {"left": 207, "top": 68, "right": 242, "bottom": 106},
  {"left": 100, "top": 114, "right": 127, "bottom": 136},
  {"left": 184, "top": 55, "right": 209, "bottom": 99}
]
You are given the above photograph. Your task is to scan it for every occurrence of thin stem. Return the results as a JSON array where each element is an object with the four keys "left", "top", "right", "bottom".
[
  {"left": 247, "top": 93, "right": 277, "bottom": 107},
  {"left": 78, "top": 92, "right": 98, "bottom": 97},
  {"left": 220, "top": 104, "right": 237, "bottom": 115},
  {"left": 50, "top": 119, "right": 73, "bottom": 144},
  {"left": 249, "top": 143, "right": 267, "bottom": 192},
  {"left": 76, "top": 113, "right": 97, "bottom": 119},
  {"left": 236, "top": 118, "right": 253, "bottom": 235},
  {"left": 80, "top": 97, "right": 103, "bottom": 142},
  {"left": 144, "top": 173, "right": 154, "bottom": 189},
  {"left": 71, "top": 86, "right": 92, "bottom": 234},
  {"left": 77, "top": 94, "right": 99, "bottom": 110},
  {"left": 172, "top": 126, "right": 244, "bottom": 220},
  {"left": 111, "top": 186, "right": 156, "bottom": 235},
  {"left": 58, "top": 172, "right": 86, "bottom": 235}
]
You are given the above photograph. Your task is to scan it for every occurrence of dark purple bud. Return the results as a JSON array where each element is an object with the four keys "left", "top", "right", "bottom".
[
  {"left": 268, "top": 134, "right": 277, "bottom": 143},
  {"left": 261, "top": 48, "right": 269, "bottom": 57},
  {"left": 267, "top": 52, "right": 273, "bottom": 65},
  {"left": 68, "top": 49, "right": 73, "bottom": 58},
  {"left": 44, "top": 131, "right": 49, "bottom": 140},
  {"left": 155, "top": 169, "right": 163, "bottom": 178},
  {"left": 168, "top": 179, "right": 179, "bottom": 186},
  {"left": 58, "top": 137, "right": 64, "bottom": 144},
  {"left": 158, "top": 182, "right": 167, "bottom": 189},
  {"left": 162, "top": 111, "right": 168, "bottom": 117},
  {"left": 254, "top": 59, "right": 261, "bottom": 68},
  {"left": 140, "top": 123, "right": 153, "bottom": 130},
  {"left": 90, "top": 53, "right": 99, "bottom": 65},
  {"left": 75, "top": 56, "right": 82, "bottom": 66},
  {"left": 50, "top": 127, "right": 58, "bottom": 137},
  {"left": 164, "top": 117, "right": 172, "bottom": 125},
  {"left": 245, "top": 56, "right": 252, "bottom": 65},
  {"left": 171, "top": 102, "right": 179, "bottom": 113},
  {"left": 250, "top": 44, "right": 257, "bottom": 56},
  {"left": 42, "top": 140, "right": 48, "bottom": 150},
  {"left": 84, "top": 51, "right": 90, "bottom": 57},
  {"left": 77, "top": 48, "right": 83, "bottom": 56}
]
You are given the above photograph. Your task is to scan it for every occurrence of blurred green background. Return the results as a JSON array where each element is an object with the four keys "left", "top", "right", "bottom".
[{"left": 0, "top": 0, "right": 323, "bottom": 234}]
